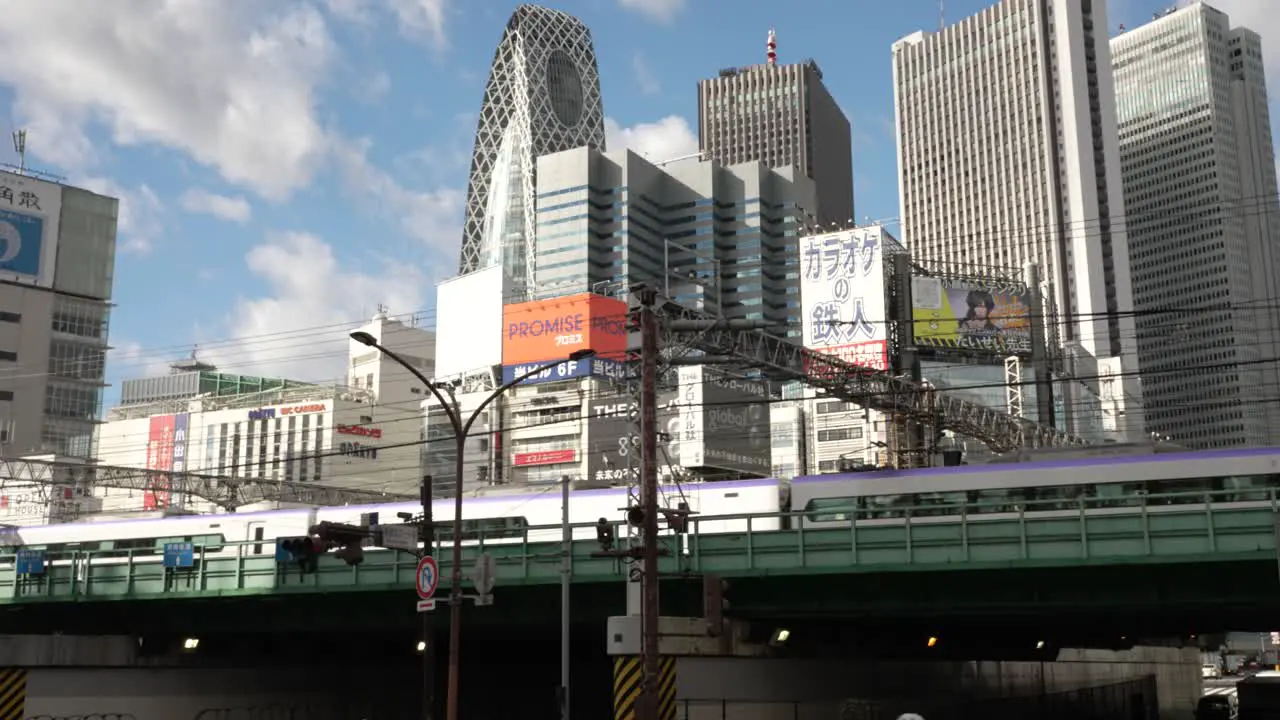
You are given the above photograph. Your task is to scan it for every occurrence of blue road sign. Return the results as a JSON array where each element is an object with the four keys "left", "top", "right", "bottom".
[
  {"left": 15, "top": 549, "right": 44, "bottom": 575},
  {"left": 162, "top": 542, "right": 195, "bottom": 569}
]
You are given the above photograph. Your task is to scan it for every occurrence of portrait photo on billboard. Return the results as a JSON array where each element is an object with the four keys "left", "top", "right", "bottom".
[{"left": 911, "top": 277, "right": 1032, "bottom": 355}]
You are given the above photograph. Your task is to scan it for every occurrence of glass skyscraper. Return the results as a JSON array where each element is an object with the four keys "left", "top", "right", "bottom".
[
  {"left": 1112, "top": 3, "right": 1280, "bottom": 448},
  {"left": 458, "top": 4, "right": 606, "bottom": 303}
]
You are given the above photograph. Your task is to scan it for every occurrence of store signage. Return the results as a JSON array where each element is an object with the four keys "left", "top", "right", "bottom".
[
  {"left": 513, "top": 449, "right": 577, "bottom": 467},
  {"left": 337, "top": 424, "right": 382, "bottom": 439},
  {"left": 338, "top": 441, "right": 378, "bottom": 460},
  {"left": 248, "top": 403, "right": 328, "bottom": 421}
]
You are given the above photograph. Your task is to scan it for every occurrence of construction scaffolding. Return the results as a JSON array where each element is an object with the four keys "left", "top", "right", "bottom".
[{"left": 660, "top": 301, "right": 1087, "bottom": 455}]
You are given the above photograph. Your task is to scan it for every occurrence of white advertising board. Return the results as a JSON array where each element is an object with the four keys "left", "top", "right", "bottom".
[
  {"left": 799, "top": 227, "right": 889, "bottom": 371},
  {"left": 0, "top": 170, "right": 61, "bottom": 288},
  {"left": 434, "top": 265, "right": 504, "bottom": 378}
]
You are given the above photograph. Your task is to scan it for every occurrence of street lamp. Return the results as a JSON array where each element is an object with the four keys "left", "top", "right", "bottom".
[{"left": 349, "top": 330, "right": 594, "bottom": 720}]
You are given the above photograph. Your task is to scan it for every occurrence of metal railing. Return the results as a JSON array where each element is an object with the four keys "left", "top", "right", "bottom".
[{"left": 0, "top": 488, "right": 1275, "bottom": 602}]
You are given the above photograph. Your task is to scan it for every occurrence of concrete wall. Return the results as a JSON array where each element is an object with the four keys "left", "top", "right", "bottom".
[
  {"left": 676, "top": 646, "right": 1199, "bottom": 720},
  {"left": 18, "top": 667, "right": 417, "bottom": 719}
]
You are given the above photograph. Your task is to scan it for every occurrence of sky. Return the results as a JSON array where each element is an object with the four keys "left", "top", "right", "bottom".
[{"left": 0, "top": 0, "right": 1275, "bottom": 406}]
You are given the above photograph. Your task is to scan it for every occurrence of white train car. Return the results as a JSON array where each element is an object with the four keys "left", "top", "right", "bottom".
[
  {"left": 0, "top": 477, "right": 783, "bottom": 570},
  {"left": 789, "top": 446, "right": 1280, "bottom": 529}
]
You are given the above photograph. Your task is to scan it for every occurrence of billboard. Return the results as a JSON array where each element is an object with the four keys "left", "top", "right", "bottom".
[
  {"left": 435, "top": 266, "right": 504, "bottom": 377},
  {"left": 0, "top": 171, "right": 60, "bottom": 288},
  {"left": 502, "top": 293, "right": 628, "bottom": 366},
  {"left": 500, "top": 357, "right": 633, "bottom": 386},
  {"left": 144, "top": 413, "right": 189, "bottom": 510},
  {"left": 676, "top": 366, "right": 771, "bottom": 476},
  {"left": 513, "top": 449, "right": 577, "bottom": 467},
  {"left": 911, "top": 276, "right": 1032, "bottom": 355},
  {"left": 800, "top": 227, "right": 889, "bottom": 371},
  {"left": 585, "top": 392, "right": 683, "bottom": 485}
]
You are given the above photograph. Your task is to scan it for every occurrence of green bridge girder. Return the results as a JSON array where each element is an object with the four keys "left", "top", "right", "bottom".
[{"left": 2, "top": 494, "right": 1278, "bottom": 605}]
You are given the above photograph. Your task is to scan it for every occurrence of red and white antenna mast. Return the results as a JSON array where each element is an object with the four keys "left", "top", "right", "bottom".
[{"left": 767, "top": 27, "right": 777, "bottom": 65}]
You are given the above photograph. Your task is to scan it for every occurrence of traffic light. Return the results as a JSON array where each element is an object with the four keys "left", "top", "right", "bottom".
[
  {"left": 595, "top": 517, "right": 615, "bottom": 551},
  {"left": 664, "top": 501, "right": 690, "bottom": 534},
  {"left": 626, "top": 505, "right": 645, "bottom": 527},
  {"left": 311, "top": 521, "right": 368, "bottom": 566},
  {"left": 278, "top": 536, "right": 321, "bottom": 577}
]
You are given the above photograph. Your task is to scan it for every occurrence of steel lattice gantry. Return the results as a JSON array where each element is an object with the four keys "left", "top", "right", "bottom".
[
  {"left": 0, "top": 458, "right": 415, "bottom": 512},
  {"left": 661, "top": 304, "right": 1088, "bottom": 454}
]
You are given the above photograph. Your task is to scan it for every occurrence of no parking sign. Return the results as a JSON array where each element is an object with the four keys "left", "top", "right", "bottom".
[{"left": 416, "top": 556, "right": 439, "bottom": 612}]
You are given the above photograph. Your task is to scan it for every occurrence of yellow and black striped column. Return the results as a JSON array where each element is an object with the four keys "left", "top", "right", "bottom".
[
  {"left": 612, "top": 656, "right": 676, "bottom": 720},
  {"left": 0, "top": 668, "right": 26, "bottom": 720}
]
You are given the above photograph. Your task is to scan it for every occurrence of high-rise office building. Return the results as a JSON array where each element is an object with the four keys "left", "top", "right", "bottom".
[
  {"left": 1112, "top": 3, "right": 1280, "bottom": 448},
  {"left": 0, "top": 170, "right": 117, "bottom": 460},
  {"left": 458, "top": 4, "right": 606, "bottom": 302},
  {"left": 534, "top": 147, "right": 817, "bottom": 337},
  {"left": 892, "top": 0, "right": 1143, "bottom": 440},
  {"left": 697, "top": 33, "right": 853, "bottom": 227}
]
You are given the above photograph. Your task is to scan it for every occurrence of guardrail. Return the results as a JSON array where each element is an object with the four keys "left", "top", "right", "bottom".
[{"left": 0, "top": 488, "right": 1275, "bottom": 602}]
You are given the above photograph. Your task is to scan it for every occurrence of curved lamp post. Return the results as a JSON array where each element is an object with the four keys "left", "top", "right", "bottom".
[{"left": 349, "top": 330, "right": 594, "bottom": 720}]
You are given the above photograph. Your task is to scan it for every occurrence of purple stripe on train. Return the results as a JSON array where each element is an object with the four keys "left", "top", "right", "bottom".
[{"left": 788, "top": 446, "right": 1280, "bottom": 485}]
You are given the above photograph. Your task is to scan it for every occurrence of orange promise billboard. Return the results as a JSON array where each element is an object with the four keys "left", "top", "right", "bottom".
[{"left": 502, "top": 293, "right": 629, "bottom": 366}]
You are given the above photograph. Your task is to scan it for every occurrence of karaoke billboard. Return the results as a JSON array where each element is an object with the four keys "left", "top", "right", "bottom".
[{"left": 800, "top": 227, "right": 889, "bottom": 371}]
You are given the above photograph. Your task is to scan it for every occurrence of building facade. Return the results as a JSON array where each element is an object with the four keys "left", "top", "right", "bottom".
[
  {"left": 457, "top": 4, "right": 606, "bottom": 303},
  {"left": 422, "top": 367, "right": 773, "bottom": 496},
  {"left": 893, "top": 0, "right": 1143, "bottom": 439},
  {"left": 0, "top": 171, "right": 117, "bottom": 461},
  {"left": 92, "top": 311, "right": 435, "bottom": 511},
  {"left": 533, "top": 147, "right": 816, "bottom": 340},
  {"left": 698, "top": 58, "right": 854, "bottom": 226},
  {"left": 1112, "top": 3, "right": 1280, "bottom": 448}
]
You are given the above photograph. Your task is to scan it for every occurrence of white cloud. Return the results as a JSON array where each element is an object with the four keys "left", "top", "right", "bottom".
[
  {"left": 77, "top": 177, "right": 164, "bottom": 254},
  {"left": 200, "top": 231, "right": 428, "bottom": 382},
  {"left": 332, "top": 138, "right": 464, "bottom": 257},
  {"left": 180, "top": 188, "right": 252, "bottom": 223},
  {"left": 605, "top": 116, "right": 699, "bottom": 162},
  {"left": 356, "top": 71, "right": 392, "bottom": 103},
  {"left": 0, "top": 1, "right": 334, "bottom": 200},
  {"left": 632, "top": 54, "right": 660, "bottom": 95},
  {"left": 109, "top": 339, "right": 180, "bottom": 382},
  {"left": 324, "top": 0, "right": 448, "bottom": 45},
  {"left": 618, "top": 0, "right": 686, "bottom": 24}
]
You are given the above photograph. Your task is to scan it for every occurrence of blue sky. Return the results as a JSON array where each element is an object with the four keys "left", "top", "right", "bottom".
[{"left": 0, "top": 0, "right": 1273, "bottom": 405}]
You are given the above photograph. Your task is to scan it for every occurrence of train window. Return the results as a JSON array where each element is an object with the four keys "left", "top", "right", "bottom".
[
  {"left": 436, "top": 516, "right": 529, "bottom": 542},
  {"left": 804, "top": 498, "right": 859, "bottom": 524}
]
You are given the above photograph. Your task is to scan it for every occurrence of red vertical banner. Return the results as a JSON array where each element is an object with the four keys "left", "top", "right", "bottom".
[{"left": 144, "top": 415, "right": 176, "bottom": 510}]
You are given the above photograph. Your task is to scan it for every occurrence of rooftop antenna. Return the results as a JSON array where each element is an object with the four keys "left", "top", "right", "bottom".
[
  {"left": 939, "top": 0, "right": 945, "bottom": 30},
  {"left": 11, "top": 129, "right": 26, "bottom": 176},
  {"left": 767, "top": 27, "right": 777, "bottom": 65}
]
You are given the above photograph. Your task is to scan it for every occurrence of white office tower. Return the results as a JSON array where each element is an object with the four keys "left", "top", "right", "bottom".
[
  {"left": 1112, "top": 4, "right": 1280, "bottom": 448},
  {"left": 892, "top": 0, "right": 1143, "bottom": 442}
]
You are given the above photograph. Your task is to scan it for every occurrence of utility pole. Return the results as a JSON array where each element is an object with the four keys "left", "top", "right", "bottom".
[
  {"left": 421, "top": 475, "right": 436, "bottom": 720},
  {"left": 637, "top": 286, "right": 661, "bottom": 720},
  {"left": 560, "top": 474, "right": 572, "bottom": 720}
]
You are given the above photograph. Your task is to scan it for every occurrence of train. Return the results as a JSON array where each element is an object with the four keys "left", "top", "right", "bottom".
[{"left": 2, "top": 446, "right": 1278, "bottom": 569}]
